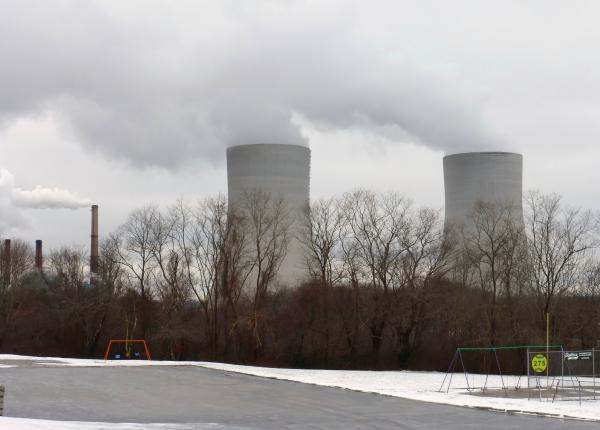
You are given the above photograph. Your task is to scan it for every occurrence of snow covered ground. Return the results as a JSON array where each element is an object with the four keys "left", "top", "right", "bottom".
[
  {"left": 197, "top": 362, "right": 600, "bottom": 421},
  {"left": 1, "top": 354, "right": 599, "bottom": 429}
]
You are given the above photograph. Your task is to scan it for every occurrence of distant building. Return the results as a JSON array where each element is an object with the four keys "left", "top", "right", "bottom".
[
  {"left": 443, "top": 151, "right": 524, "bottom": 235},
  {"left": 227, "top": 143, "right": 311, "bottom": 286}
]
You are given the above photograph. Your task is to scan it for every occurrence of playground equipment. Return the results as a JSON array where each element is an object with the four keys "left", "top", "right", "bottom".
[
  {"left": 440, "top": 345, "right": 600, "bottom": 404},
  {"left": 103, "top": 339, "right": 152, "bottom": 360}
]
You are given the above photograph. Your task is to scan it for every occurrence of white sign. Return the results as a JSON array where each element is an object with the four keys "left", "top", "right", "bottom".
[{"left": 565, "top": 351, "right": 592, "bottom": 361}]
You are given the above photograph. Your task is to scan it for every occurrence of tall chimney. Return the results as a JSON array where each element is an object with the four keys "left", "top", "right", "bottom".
[
  {"left": 35, "top": 240, "right": 43, "bottom": 269},
  {"left": 91, "top": 205, "right": 99, "bottom": 274},
  {"left": 3, "top": 239, "right": 11, "bottom": 285}
]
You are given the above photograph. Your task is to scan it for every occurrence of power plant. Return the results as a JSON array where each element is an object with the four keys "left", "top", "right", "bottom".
[
  {"left": 226, "top": 143, "right": 311, "bottom": 285},
  {"left": 0, "top": 205, "right": 98, "bottom": 284},
  {"left": 4, "top": 148, "right": 526, "bottom": 286},
  {"left": 443, "top": 152, "right": 524, "bottom": 234}
]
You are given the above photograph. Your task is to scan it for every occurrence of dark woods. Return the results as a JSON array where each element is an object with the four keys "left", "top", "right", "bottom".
[{"left": 0, "top": 190, "right": 598, "bottom": 371}]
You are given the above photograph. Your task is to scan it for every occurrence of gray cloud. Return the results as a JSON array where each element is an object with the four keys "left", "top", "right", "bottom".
[{"left": 0, "top": 1, "right": 503, "bottom": 169}]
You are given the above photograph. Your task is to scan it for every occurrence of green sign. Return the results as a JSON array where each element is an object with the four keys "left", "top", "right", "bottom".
[{"left": 531, "top": 354, "right": 548, "bottom": 373}]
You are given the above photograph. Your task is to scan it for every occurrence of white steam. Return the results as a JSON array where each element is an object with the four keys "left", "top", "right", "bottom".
[
  {"left": 0, "top": 2, "right": 507, "bottom": 169},
  {"left": 0, "top": 169, "right": 90, "bottom": 211},
  {"left": 12, "top": 185, "right": 91, "bottom": 210}
]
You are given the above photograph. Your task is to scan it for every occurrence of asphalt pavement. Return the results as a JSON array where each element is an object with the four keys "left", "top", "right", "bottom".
[{"left": 0, "top": 362, "right": 597, "bottom": 429}]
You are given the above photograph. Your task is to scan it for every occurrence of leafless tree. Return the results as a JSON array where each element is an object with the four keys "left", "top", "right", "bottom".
[
  {"left": 147, "top": 204, "right": 192, "bottom": 359},
  {"left": 302, "top": 199, "right": 344, "bottom": 286},
  {"left": 525, "top": 191, "right": 598, "bottom": 330},
  {"left": 171, "top": 197, "right": 229, "bottom": 358},
  {"left": 567, "top": 260, "right": 600, "bottom": 348},
  {"left": 337, "top": 209, "right": 364, "bottom": 363},
  {"left": 392, "top": 206, "right": 447, "bottom": 363},
  {"left": 301, "top": 198, "right": 345, "bottom": 364},
  {"left": 98, "top": 238, "right": 125, "bottom": 293},
  {"left": 459, "top": 202, "right": 526, "bottom": 345},
  {"left": 0, "top": 239, "right": 33, "bottom": 346},
  {"left": 81, "top": 238, "right": 126, "bottom": 357},
  {"left": 112, "top": 205, "right": 159, "bottom": 336},
  {"left": 218, "top": 205, "right": 251, "bottom": 359},
  {"left": 113, "top": 205, "right": 159, "bottom": 300},
  {"left": 342, "top": 190, "right": 411, "bottom": 355},
  {"left": 48, "top": 245, "right": 107, "bottom": 356},
  {"left": 49, "top": 247, "right": 87, "bottom": 291},
  {"left": 239, "top": 190, "right": 291, "bottom": 360}
]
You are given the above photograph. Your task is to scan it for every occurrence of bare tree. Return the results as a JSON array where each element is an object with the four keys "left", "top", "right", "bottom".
[
  {"left": 171, "top": 197, "right": 226, "bottom": 358},
  {"left": 49, "top": 246, "right": 87, "bottom": 292},
  {"left": 337, "top": 208, "right": 364, "bottom": 364},
  {"left": 239, "top": 190, "right": 290, "bottom": 360},
  {"left": 301, "top": 198, "right": 345, "bottom": 364},
  {"left": 342, "top": 190, "right": 411, "bottom": 356},
  {"left": 0, "top": 239, "right": 33, "bottom": 347},
  {"left": 148, "top": 205, "right": 191, "bottom": 359},
  {"left": 525, "top": 191, "right": 598, "bottom": 330},
  {"left": 567, "top": 260, "right": 600, "bottom": 348},
  {"left": 459, "top": 202, "right": 526, "bottom": 345},
  {"left": 392, "top": 206, "right": 447, "bottom": 363},
  {"left": 82, "top": 238, "right": 126, "bottom": 357},
  {"left": 302, "top": 198, "right": 344, "bottom": 286},
  {"left": 48, "top": 246, "right": 105, "bottom": 356},
  {"left": 112, "top": 205, "right": 159, "bottom": 336},
  {"left": 218, "top": 204, "right": 251, "bottom": 360}
]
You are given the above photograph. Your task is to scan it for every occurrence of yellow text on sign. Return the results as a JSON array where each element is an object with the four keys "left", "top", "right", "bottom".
[{"left": 531, "top": 354, "right": 548, "bottom": 373}]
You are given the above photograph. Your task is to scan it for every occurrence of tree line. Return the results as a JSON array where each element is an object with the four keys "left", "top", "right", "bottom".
[{"left": 0, "top": 189, "right": 598, "bottom": 370}]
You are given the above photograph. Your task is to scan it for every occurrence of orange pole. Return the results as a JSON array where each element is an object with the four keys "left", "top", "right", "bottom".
[
  {"left": 103, "top": 340, "right": 114, "bottom": 360},
  {"left": 143, "top": 341, "right": 152, "bottom": 360}
]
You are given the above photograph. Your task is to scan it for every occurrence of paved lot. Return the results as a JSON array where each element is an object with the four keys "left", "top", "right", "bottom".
[{"left": 0, "top": 363, "right": 597, "bottom": 429}]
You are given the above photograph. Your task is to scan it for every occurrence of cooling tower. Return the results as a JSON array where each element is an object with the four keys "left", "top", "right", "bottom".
[
  {"left": 443, "top": 152, "right": 523, "bottom": 234},
  {"left": 227, "top": 143, "right": 311, "bottom": 285}
]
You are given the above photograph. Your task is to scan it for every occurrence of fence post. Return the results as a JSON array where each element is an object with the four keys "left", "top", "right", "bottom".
[
  {"left": 561, "top": 347, "right": 564, "bottom": 395},
  {"left": 527, "top": 348, "right": 530, "bottom": 400},
  {"left": 0, "top": 385, "right": 4, "bottom": 416},
  {"left": 593, "top": 349, "right": 596, "bottom": 401}
]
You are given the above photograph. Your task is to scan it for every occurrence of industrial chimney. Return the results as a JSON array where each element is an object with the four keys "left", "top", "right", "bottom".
[
  {"left": 443, "top": 152, "right": 523, "bottom": 235},
  {"left": 35, "top": 240, "right": 43, "bottom": 270},
  {"left": 91, "top": 204, "right": 99, "bottom": 274},
  {"left": 226, "top": 144, "right": 311, "bottom": 285}
]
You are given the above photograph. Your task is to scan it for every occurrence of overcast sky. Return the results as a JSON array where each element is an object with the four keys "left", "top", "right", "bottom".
[{"left": 0, "top": 0, "right": 599, "bottom": 250}]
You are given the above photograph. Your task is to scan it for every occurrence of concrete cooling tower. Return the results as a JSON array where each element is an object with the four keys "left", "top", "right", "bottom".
[
  {"left": 227, "top": 143, "right": 311, "bottom": 286},
  {"left": 443, "top": 152, "right": 523, "bottom": 234}
]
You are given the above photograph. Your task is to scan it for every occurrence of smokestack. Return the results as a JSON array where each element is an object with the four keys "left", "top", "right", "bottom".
[
  {"left": 91, "top": 204, "right": 99, "bottom": 274},
  {"left": 3, "top": 239, "right": 11, "bottom": 285},
  {"left": 35, "top": 240, "right": 43, "bottom": 269}
]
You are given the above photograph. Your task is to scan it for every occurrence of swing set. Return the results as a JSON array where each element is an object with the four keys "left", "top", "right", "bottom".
[{"left": 439, "top": 345, "right": 563, "bottom": 394}]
